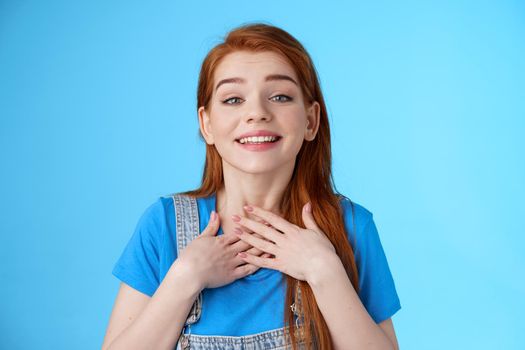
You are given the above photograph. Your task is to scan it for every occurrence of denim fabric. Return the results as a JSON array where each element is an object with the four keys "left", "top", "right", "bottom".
[
  {"left": 176, "top": 326, "right": 312, "bottom": 350},
  {"left": 172, "top": 194, "right": 308, "bottom": 350}
]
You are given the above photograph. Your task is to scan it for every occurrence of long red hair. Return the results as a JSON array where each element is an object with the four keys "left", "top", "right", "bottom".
[{"left": 181, "top": 22, "right": 359, "bottom": 350}]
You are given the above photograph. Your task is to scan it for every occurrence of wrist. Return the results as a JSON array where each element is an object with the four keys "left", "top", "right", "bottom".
[
  {"left": 168, "top": 259, "right": 204, "bottom": 296},
  {"left": 306, "top": 252, "right": 344, "bottom": 288}
]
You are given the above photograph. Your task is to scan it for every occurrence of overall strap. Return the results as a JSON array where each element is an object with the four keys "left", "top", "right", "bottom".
[
  {"left": 292, "top": 282, "right": 320, "bottom": 347},
  {"left": 290, "top": 280, "right": 305, "bottom": 340},
  {"left": 173, "top": 193, "right": 201, "bottom": 257},
  {"left": 172, "top": 193, "right": 203, "bottom": 340}
]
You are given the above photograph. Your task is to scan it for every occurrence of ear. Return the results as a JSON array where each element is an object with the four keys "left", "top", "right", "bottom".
[
  {"left": 198, "top": 106, "right": 215, "bottom": 144},
  {"left": 304, "top": 101, "right": 320, "bottom": 141}
]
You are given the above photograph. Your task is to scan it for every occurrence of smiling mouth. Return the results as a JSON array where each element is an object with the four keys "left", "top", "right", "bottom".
[{"left": 235, "top": 136, "right": 283, "bottom": 144}]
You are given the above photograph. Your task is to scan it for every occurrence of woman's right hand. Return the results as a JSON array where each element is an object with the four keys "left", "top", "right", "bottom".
[{"left": 176, "top": 211, "right": 271, "bottom": 290}]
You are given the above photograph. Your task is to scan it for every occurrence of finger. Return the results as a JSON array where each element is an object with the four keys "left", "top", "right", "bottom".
[
  {"left": 237, "top": 251, "right": 277, "bottom": 270},
  {"left": 230, "top": 240, "right": 263, "bottom": 255},
  {"left": 243, "top": 205, "right": 299, "bottom": 234},
  {"left": 245, "top": 246, "right": 264, "bottom": 256},
  {"left": 249, "top": 216, "right": 271, "bottom": 230},
  {"left": 301, "top": 202, "right": 321, "bottom": 231},
  {"left": 241, "top": 252, "right": 271, "bottom": 263},
  {"left": 201, "top": 210, "right": 220, "bottom": 236},
  {"left": 230, "top": 231, "right": 269, "bottom": 252},
  {"left": 233, "top": 215, "right": 283, "bottom": 245},
  {"left": 233, "top": 263, "right": 260, "bottom": 279},
  {"left": 222, "top": 232, "right": 242, "bottom": 245},
  {"left": 232, "top": 252, "right": 273, "bottom": 279},
  {"left": 235, "top": 229, "right": 279, "bottom": 256}
]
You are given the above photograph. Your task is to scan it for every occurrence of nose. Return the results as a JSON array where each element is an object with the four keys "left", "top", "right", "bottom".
[
  {"left": 243, "top": 96, "right": 272, "bottom": 123},
  {"left": 247, "top": 113, "right": 271, "bottom": 123}
]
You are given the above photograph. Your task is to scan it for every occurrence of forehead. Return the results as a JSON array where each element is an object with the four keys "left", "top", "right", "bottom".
[{"left": 213, "top": 51, "right": 298, "bottom": 83}]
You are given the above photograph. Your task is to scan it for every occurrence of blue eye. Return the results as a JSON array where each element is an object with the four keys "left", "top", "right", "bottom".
[
  {"left": 271, "top": 95, "right": 293, "bottom": 102},
  {"left": 222, "top": 95, "right": 293, "bottom": 105},
  {"left": 222, "top": 97, "right": 243, "bottom": 105}
]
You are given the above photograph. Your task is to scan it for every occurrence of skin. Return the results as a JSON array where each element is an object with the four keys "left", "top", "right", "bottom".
[
  {"left": 102, "top": 50, "right": 398, "bottom": 350},
  {"left": 198, "top": 50, "right": 320, "bottom": 238},
  {"left": 198, "top": 50, "right": 398, "bottom": 349},
  {"left": 232, "top": 204, "right": 399, "bottom": 350}
]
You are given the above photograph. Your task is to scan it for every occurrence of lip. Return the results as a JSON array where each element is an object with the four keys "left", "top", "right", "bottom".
[
  {"left": 235, "top": 137, "right": 282, "bottom": 152},
  {"left": 235, "top": 130, "right": 282, "bottom": 141}
]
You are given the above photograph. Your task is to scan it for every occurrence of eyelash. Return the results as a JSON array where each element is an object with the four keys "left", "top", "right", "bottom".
[{"left": 221, "top": 95, "right": 293, "bottom": 105}]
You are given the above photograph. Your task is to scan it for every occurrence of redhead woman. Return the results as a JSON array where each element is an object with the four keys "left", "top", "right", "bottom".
[{"left": 102, "top": 23, "right": 401, "bottom": 350}]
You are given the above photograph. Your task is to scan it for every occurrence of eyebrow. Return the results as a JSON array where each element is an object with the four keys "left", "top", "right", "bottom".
[{"left": 215, "top": 74, "right": 298, "bottom": 92}]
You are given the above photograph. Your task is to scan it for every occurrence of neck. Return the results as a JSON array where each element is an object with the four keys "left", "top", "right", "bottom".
[{"left": 215, "top": 159, "right": 295, "bottom": 224}]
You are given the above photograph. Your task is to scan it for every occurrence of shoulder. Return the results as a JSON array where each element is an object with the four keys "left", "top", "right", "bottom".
[
  {"left": 132, "top": 196, "right": 175, "bottom": 243},
  {"left": 338, "top": 194, "right": 374, "bottom": 234},
  {"left": 337, "top": 194, "right": 384, "bottom": 256},
  {"left": 140, "top": 196, "right": 170, "bottom": 223},
  {"left": 158, "top": 195, "right": 174, "bottom": 217}
]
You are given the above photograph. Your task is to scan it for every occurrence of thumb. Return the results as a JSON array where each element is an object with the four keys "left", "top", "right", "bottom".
[
  {"left": 201, "top": 210, "right": 220, "bottom": 236},
  {"left": 302, "top": 202, "right": 320, "bottom": 231}
]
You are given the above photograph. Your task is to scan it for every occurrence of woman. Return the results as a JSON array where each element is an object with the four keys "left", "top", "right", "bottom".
[{"left": 102, "top": 22, "right": 401, "bottom": 350}]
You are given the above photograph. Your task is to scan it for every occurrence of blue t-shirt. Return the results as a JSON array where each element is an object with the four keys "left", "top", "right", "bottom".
[{"left": 112, "top": 193, "right": 401, "bottom": 335}]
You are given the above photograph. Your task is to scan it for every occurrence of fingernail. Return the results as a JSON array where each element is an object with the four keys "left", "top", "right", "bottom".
[
  {"left": 211, "top": 211, "right": 216, "bottom": 221},
  {"left": 232, "top": 214, "right": 241, "bottom": 222},
  {"left": 244, "top": 205, "right": 253, "bottom": 212},
  {"left": 306, "top": 202, "right": 312, "bottom": 213},
  {"left": 238, "top": 252, "right": 247, "bottom": 258},
  {"left": 234, "top": 227, "right": 243, "bottom": 235}
]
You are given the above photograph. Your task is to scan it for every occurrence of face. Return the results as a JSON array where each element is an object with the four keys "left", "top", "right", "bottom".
[{"left": 198, "top": 50, "right": 320, "bottom": 175}]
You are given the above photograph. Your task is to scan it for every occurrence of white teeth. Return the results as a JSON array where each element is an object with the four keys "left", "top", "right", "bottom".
[{"left": 238, "top": 136, "right": 279, "bottom": 144}]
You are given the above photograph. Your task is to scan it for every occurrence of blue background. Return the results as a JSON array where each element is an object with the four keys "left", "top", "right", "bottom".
[{"left": 1, "top": 1, "right": 523, "bottom": 349}]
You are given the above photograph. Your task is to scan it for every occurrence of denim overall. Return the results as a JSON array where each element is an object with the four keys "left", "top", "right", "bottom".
[{"left": 172, "top": 193, "right": 313, "bottom": 350}]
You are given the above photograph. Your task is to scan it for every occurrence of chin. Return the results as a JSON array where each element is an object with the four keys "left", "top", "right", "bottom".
[
  {"left": 239, "top": 164, "right": 280, "bottom": 174},
  {"left": 227, "top": 160, "right": 282, "bottom": 175}
]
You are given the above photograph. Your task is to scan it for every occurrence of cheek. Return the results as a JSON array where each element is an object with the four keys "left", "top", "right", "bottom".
[
  {"left": 283, "top": 116, "right": 307, "bottom": 139},
  {"left": 209, "top": 123, "right": 238, "bottom": 157},
  {"left": 284, "top": 120, "right": 309, "bottom": 150},
  {"left": 281, "top": 107, "right": 307, "bottom": 126},
  {"left": 210, "top": 118, "right": 236, "bottom": 140}
]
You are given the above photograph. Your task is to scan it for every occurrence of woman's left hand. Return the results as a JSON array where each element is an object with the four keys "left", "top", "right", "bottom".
[{"left": 232, "top": 202, "right": 339, "bottom": 283}]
